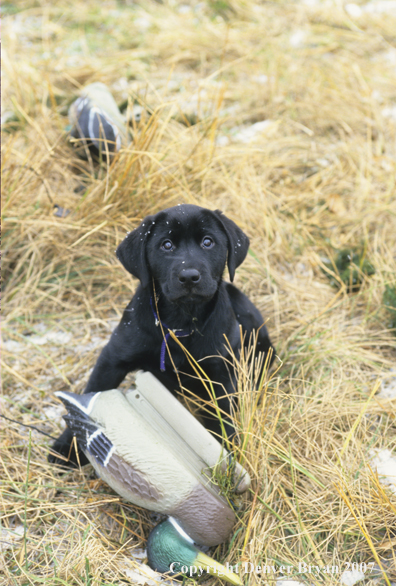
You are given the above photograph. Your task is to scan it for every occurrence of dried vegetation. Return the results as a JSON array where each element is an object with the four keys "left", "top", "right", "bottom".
[{"left": 1, "top": 0, "right": 396, "bottom": 585}]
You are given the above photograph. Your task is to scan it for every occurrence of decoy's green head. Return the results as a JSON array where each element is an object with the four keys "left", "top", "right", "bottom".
[{"left": 147, "top": 518, "right": 242, "bottom": 585}]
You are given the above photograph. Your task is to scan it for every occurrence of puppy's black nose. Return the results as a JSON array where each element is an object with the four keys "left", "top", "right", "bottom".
[{"left": 178, "top": 268, "right": 201, "bottom": 285}]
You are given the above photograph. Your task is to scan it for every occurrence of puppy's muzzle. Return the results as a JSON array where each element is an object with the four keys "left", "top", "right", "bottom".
[{"left": 178, "top": 268, "right": 201, "bottom": 287}]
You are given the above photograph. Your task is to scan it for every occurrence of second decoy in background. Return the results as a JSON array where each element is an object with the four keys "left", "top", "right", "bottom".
[{"left": 68, "top": 82, "right": 128, "bottom": 160}]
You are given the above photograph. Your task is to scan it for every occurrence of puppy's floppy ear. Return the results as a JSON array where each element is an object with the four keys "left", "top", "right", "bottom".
[
  {"left": 213, "top": 210, "right": 250, "bottom": 282},
  {"left": 116, "top": 215, "right": 155, "bottom": 288}
]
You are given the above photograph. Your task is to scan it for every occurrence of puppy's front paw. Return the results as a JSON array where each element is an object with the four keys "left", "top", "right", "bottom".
[{"left": 48, "top": 428, "right": 89, "bottom": 469}]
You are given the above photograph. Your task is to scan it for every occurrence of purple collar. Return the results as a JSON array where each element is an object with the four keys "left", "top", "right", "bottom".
[{"left": 150, "top": 297, "right": 193, "bottom": 372}]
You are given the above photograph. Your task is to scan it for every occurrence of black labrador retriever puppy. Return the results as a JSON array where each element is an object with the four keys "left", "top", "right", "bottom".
[{"left": 49, "top": 204, "right": 274, "bottom": 466}]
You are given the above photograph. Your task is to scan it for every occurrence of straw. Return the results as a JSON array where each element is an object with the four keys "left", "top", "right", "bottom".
[{"left": 2, "top": 1, "right": 396, "bottom": 584}]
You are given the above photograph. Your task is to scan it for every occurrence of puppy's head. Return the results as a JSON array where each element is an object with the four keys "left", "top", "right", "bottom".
[{"left": 116, "top": 204, "right": 249, "bottom": 302}]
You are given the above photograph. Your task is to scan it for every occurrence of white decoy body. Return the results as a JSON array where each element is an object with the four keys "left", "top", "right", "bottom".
[{"left": 56, "top": 371, "right": 250, "bottom": 547}]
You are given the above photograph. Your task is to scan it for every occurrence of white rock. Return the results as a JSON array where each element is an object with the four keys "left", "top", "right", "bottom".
[
  {"left": 74, "top": 335, "right": 105, "bottom": 354},
  {"left": 30, "top": 331, "right": 72, "bottom": 346},
  {"left": 252, "top": 74, "right": 268, "bottom": 84},
  {"left": 340, "top": 569, "right": 365, "bottom": 586},
  {"left": 0, "top": 525, "right": 24, "bottom": 552},
  {"left": 134, "top": 16, "right": 151, "bottom": 31},
  {"left": 178, "top": 4, "right": 192, "bottom": 14},
  {"left": 317, "top": 158, "right": 331, "bottom": 167},
  {"left": 382, "top": 106, "right": 396, "bottom": 121},
  {"left": 378, "top": 368, "right": 396, "bottom": 399},
  {"left": 43, "top": 405, "right": 66, "bottom": 428},
  {"left": 371, "top": 89, "right": 383, "bottom": 102},
  {"left": 177, "top": 90, "right": 210, "bottom": 117},
  {"left": 1, "top": 110, "right": 17, "bottom": 126},
  {"left": 363, "top": 0, "right": 396, "bottom": 14},
  {"left": 380, "top": 159, "right": 394, "bottom": 172},
  {"left": 289, "top": 30, "right": 307, "bottom": 48},
  {"left": 231, "top": 120, "right": 275, "bottom": 143},
  {"left": 345, "top": 3, "right": 363, "bottom": 18},
  {"left": 346, "top": 1, "right": 396, "bottom": 17},
  {"left": 216, "top": 135, "right": 230, "bottom": 147},
  {"left": 382, "top": 49, "right": 396, "bottom": 64},
  {"left": 301, "top": 0, "right": 321, "bottom": 6},
  {"left": 112, "top": 77, "right": 129, "bottom": 92},
  {"left": 129, "top": 548, "right": 148, "bottom": 561},
  {"left": 370, "top": 449, "right": 396, "bottom": 493},
  {"left": 121, "top": 562, "right": 164, "bottom": 586},
  {"left": 2, "top": 339, "right": 25, "bottom": 352}
]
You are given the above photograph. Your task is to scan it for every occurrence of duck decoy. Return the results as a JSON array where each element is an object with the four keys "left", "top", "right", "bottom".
[
  {"left": 68, "top": 82, "right": 128, "bottom": 160},
  {"left": 56, "top": 371, "right": 250, "bottom": 576},
  {"left": 147, "top": 517, "right": 242, "bottom": 585}
]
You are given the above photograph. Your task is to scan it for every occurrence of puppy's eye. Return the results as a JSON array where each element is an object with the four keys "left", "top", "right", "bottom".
[
  {"left": 161, "top": 239, "right": 174, "bottom": 251},
  {"left": 201, "top": 236, "right": 214, "bottom": 249}
]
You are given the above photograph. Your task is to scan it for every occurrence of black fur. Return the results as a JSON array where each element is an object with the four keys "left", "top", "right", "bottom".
[{"left": 49, "top": 204, "right": 274, "bottom": 467}]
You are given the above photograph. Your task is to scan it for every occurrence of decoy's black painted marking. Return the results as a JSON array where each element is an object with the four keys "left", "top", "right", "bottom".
[
  {"left": 72, "top": 98, "right": 121, "bottom": 152},
  {"left": 86, "top": 430, "right": 115, "bottom": 467},
  {"left": 57, "top": 391, "right": 116, "bottom": 468},
  {"left": 55, "top": 391, "right": 100, "bottom": 416}
]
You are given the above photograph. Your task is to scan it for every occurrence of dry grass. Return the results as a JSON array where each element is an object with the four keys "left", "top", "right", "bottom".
[{"left": 1, "top": 0, "right": 396, "bottom": 584}]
